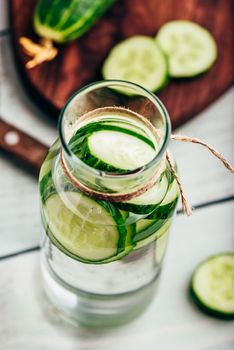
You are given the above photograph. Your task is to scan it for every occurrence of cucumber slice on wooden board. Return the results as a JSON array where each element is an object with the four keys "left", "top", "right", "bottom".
[
  {"left": 102, "top": 36, "right": 168, "bottom": 92},
  {"left": 43, "top": 192, "right": 126, "bottom": 263},
  {"left": 190, "top": 253, "right": 234, "bottom": 319},
  {"left": 156, "top": 20, "right": 217, "bottom": 77}
]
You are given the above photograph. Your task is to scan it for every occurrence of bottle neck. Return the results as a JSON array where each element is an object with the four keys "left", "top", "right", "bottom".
[
  {"left": 59, "top": 105, "right": 168, "bottom": 195},
  {"left": 61, "top": 148, "right": 167, "bottom": 197}
]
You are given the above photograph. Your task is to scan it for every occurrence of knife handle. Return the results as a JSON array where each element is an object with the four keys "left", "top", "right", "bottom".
[{"left": 0, "top": 118, "right": 49, "bottom": 172}]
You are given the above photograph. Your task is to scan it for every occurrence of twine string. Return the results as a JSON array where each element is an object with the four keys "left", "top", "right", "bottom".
[
  {"left": 171, "top": 134, "right": 234, "bottom": 173},
  {"left": 166, "top": 151, "right": 193, "bottom": 216}
]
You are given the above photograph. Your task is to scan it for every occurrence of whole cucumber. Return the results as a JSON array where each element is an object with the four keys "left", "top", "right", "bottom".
[{"left": 34, "top": 0, "right": 116, "bottom": 43}]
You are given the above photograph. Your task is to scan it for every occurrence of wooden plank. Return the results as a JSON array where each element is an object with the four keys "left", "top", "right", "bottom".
[
  {"left": 0, "top": 202, "right": 233, "bottom": 350},
  {"left": 10, "top": 0, "right": 234, "bottom": 127}
]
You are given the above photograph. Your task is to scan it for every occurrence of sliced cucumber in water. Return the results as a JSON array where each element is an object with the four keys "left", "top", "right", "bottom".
[
  {"left": 134, "top": 218, "right": 172, "bottom": 250},
  {"left": 88, "top": 129, "right": 155, "bottom": 171},
  {"left": 102, "top": 36, "right": 168, "bottom": 92},
  {"left": 156, "top": 20, "right": 217, "bottom": 77},
  {"left": 148, "top": 179, "right": 179, "bottom": 219},
  {"left": 191, "top": 253, "right": 234, "bottom": 319},
  {"left": 117, "top": 173, "right": 169, "bottom": 214},
  {"left": 101, "top": 224, "right": 135, "bottom": 263},
  {"left": 134, "top": 218, "right": 166, "bottom": 243},
  {"left": 43, "top": 192, "right": 126, "bottom": 262},
  {"left": 70, "top": 123, "right": 156, "bottom": 173}
]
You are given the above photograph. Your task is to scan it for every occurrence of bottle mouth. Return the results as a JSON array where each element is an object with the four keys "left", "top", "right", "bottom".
[{"left": 58, "top": 80, "right": 171, "bottom": 179}]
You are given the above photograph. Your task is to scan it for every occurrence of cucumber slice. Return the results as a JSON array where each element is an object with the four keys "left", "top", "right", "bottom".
[
  {"left": 102, "top": 36, "right": 168, "bottom": 92},
  {"left": 43, "top": 192, "right": 125, "bottom": 262},
  {"left": 134, "top": 218, "right": 172, "bottom": 250},
  {"left": 69, "top": 122, "right": 155, "bottom": 151},
  {"left": 134, "top": 218, "right": 166, "bottom": 243},
  {"left": 101, "top": 224, "right": 135, "bottom": 263},
  {"left": 117, "top": 173, "right": 169, "bottom": 214},
  {"left": 156, "top": 20, "right": 217, "bottom": 77},
  {"left": 85, "top": 128, "right": 156, "bottom": 172},
  {"left": 45, "top": 220, "right": 135, "bottom": 265},
  {"left": 148, "top": 179, "right": 179, "bottom": 219},
  {"left": 191, "top": 253, "right": 234, "bottom": 319}
]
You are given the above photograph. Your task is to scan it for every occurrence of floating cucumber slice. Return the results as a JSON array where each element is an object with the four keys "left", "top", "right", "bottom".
[
  {"left": 148, "top": 179, "right": 179, "bottom": 219},
  {"left": 156, "top": 20, "right": 217, "bottom": 77},
  {"left": 45, "top": 220, "right": 135, "bottom": 265},
  {"left": 191, "top": 253, "right": 234, "bottom": 319},
  {"left": 43, "top": 192, "right": 126, "bottom": 262},
  {"left": 77, "top": 127, "right": 156, "bottom": 173},
  {"left": 102, "top": 36, "right": 168, "bottom": 92},
  {"left": 69, "top": 122, "right": 155, "bottom": 151},
  {"left": 101, "top": 224, "right": 135, "bottom": 263},
  {"left": 117, "top": 173, "right": 169, "bottom": 214},
  {"left": 134, "top": 218, "right": 172, "bottom": 250}
]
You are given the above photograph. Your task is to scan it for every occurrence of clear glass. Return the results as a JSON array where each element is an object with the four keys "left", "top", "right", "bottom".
[{"left": 39, "top": 80, "right": 179, "bottom": 327}]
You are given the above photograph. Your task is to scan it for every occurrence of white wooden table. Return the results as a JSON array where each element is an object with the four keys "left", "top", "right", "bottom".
[{"left": 0, "top": 2, "right": 233, "bottom": 349}]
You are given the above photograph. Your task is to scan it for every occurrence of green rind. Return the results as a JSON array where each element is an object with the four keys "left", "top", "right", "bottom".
[
  {"left": 69, "top": 122, "right": 155, "bottom": 150},
  {"left": 34, "top": 0, "right": 116, "bottom": 43},
  {"left": 134, "top": 218, "right": 172, "bottom": 250},
  {"left": 190, "top": 253, "right": 234, "bottom": 319},
  {"left": 147, "top": 197, "right": 178, "bottom": 220},
  {"left": 190, "top": 285, "right": 234, "bottom": 320},
  {"left": 96, "top": 199, "right": 128, "bottom": 254},
  {"left": 40, "top": 171, "right": 54, "bottom": 204},
  {"left": 116, "top": 173, "right": 169, "bottom": 214},
  {"left": 133, "top": 219, "right": 166, "bottom": 243}
]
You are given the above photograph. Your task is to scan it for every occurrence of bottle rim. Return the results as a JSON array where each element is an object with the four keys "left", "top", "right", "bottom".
[{"left": 58, "top": 80, "right": 171, "bottom": 179}]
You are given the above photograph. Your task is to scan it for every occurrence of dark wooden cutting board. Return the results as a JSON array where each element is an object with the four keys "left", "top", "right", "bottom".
[{"left": 10, "top": 0, "right": 233, "bottom": 128}]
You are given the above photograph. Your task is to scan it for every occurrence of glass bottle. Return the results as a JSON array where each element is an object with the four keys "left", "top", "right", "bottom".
[{"left": 39, "top": 80, "right": 179, "bottom": 326}]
